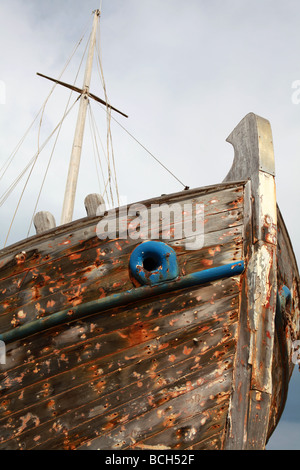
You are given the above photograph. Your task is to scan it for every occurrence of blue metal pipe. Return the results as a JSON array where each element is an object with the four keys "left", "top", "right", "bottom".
[{"left": 0, "top": 260, "right": 244, "bottom": 345}]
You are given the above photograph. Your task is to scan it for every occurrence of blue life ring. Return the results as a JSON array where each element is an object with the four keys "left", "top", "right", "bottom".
[{"left": 129, "top": 241, "right": 179, "bottom": 286}]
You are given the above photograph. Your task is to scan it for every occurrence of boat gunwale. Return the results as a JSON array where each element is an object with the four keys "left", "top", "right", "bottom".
[{"left": 0, "top": 179, "right": 249, "bottom": 258}]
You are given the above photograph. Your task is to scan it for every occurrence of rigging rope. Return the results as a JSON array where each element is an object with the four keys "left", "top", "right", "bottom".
[
  {"left": 88, "top": 102, "right": 119, "bottom": 206},
  {"left": 0, "top": 22, "right": 90, "bottom": 187},
  {"left": 88, "top": 102, "right": 106, "bottom": 198},
  {"left": 27, "top": 35, "right": 91, "bottom": 236},
  {"left": 96, "top": 105, "right": 188, "bottom": 190},
  {"left": 3, "top": 97, "right": 80, "bottom": 247},
  {"left": 95, "top": 20, "right": 120, "bottom": 207},
  {"left": 2, "top": 23, "right": 92, "bottom": 245},
  {"left": 2, "top": 9, "right": 189, "bottom": 248}
]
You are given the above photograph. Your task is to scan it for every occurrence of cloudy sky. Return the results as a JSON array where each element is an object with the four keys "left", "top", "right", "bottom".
[{"left": 0, "top": 0, "right": 299, "bottom": 449}]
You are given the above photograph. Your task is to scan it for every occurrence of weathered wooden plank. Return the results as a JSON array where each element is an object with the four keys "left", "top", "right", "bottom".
[
  {"left": 122, "top": 394, "right": 230, "bottom": 450},
  {"left": 0, "top": 223, "right": 243, "bottom": 317},
  {"left": 0, "top": 278, "right": 239, "bottom": 395},
  {"left": 224, "top": 113, "right": 279, "bottom": 449},
  {"left": 31, "top": 355, "right": 234, "bottom": 450},
  {"left": 267, "top": 326, "right": 287, "bottom": 440},
  {"left": 0, "top": 269, "right": 240, "bottom": 449},
  {"left": 0, "top": 324, "right": 237, "bottom": 441},
  {"left": 0, "top": 336, "right": 236, "bottom": 450},
  {"left": 0, "top": 183, "right": 245, "bottom": 280},
  {"left": 276, "top": 208, "right": 300, "bottom": 354},
  {"left": 224, "top": 180, "right": 252, "bottom": 450},
  {"left": 0, "top": 237, "right": 242, "bottom": 336},
  {"left": 0, "top": 197, "right": 244, "bottom": 296},
  {"left": 187, "top": 431, "right": 224, "bottom": 450},
  {"left": 247, "top": 242, "right": 277, "bottom": 393},
  {"left": 245, "top": 390, "right": 272, "bottom": 449},
  {"left": 0, "top": 221, "right": 243, "bottom": 335},
  {"left": 265, "top": 208, "right": 300, "bottom": 442}
]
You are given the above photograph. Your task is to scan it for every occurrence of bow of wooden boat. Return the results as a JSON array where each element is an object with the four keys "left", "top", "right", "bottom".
[{"left": 0, "top": 113, "right": 298, "bottom": 450}]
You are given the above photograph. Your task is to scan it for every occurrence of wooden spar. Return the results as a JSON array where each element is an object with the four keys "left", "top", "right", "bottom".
[
  {"left": 60, "top": 10, "right": 100, "bottom": 226},
  {"left": 36, "top": 73, "right": 128, "bottom": 118}
]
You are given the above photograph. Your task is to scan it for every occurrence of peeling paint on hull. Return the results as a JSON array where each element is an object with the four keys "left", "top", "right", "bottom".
[{"left": 0, "top": 114, "right": 299, "bottom": 450}]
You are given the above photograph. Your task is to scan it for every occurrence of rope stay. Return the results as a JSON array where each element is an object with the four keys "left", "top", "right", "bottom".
[
  {"left": 95, "top": 103, "right": 188, "bottom": 190},
  {"left": 1, "top": 9, "right": 189, "bottom": 247},
  {"left": 3, "top": 97, "right": 80, "bottom": 247},
  {"left": 26, "top": 34, "right": 91, "bottom": 237},
  {"left": 95, "top": 19, "right": 120, "bottom": 208}
]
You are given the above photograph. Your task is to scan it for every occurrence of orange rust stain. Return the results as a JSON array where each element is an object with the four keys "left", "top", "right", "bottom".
[
  {"left": 18, "top": 413, "right": 40, "bottom": 434},
  {"left": 35, "top": 303, "right": 45, "bottom": 315},
  {"left": 266, "top": 331, "right": 271, "bottom": 339},
  {"left": 102, "top": 422, "right": 114, "bottom": 431},
  {"left": 32, "top": 286, "right": 41, "bottom": 301},
  {"left": 69, "top": 253, "right": 82, "bottom": 260},
  {"left": 137, "top": 381, "right": 143, "bottom": 388},
  {"left": 208, "top": 246, "right": 221, "bottom": 256},
  {"left": 119, "top": 414, "right": 130, "bottom": 424},
  {"left": 46, "top": 300, "right": 56, "bottom": 308},
  {"left": 213, "top": 349, "right": 225, "bottom": 359},
  {"left": 60, "top": 353, "right": 68, "bottom": 362},
  {"left": 99, "top": 287, "right": 106, "bottom": 298},
  {"left": 115, "top": 242, "right": 122, "bottom": 251},
  {"left": 58, "top": 239, "right": 71, "bottom": 246},
  {"left": 47, "top": 400, "right": 56, "bottom": 409},
  {"left": 162, "top": 414, "right": 179, "bottom": 428},
  {"left": 169, "top": 354, "right": 176, "bottom": 363},
  {"left": 202, "top": 259, "right": 213, "bottom": 267},
  {"left": 198, "top": 325, "right": 210, "bottom": 333},
  {"left": 186, "top": 381, "right": 194, "bottom": 391},
  {"left": 17, "top": 310, "right": 26, "bottom": 319},
  {"left": 117, "top": 331, "right": 127, "bottom": 339},
  {"left": 158, "top": 342, "right": 169, "bottom": 351},
  {"left": 183, "top": 346, "right": 193, "bottom": 356},
  {"left": 95, "top": 379, "right": 106, "bottom": 393},
  {"left": 118, "top": 322, "right": 155, "bottom": 347},
  {"left": 11, "top": 316, "right": 19, "bottom": 328},
  {"left": 147, "top": 395, "right": 154, "bottom": 406},
  {"left": 146, "top": 308, "right": 153, "bottom": 318}
]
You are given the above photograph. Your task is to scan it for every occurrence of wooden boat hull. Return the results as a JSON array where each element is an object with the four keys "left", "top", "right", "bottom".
[{"left": 0, "top": 113, "right": 299, "bottom": 450}]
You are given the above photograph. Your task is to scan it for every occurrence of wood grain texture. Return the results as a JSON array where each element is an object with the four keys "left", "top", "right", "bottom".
[
  {"left": 0, "top": 109, "right": 299, "bottom": 450},
  {"left": 0, "top": 182, "right": 245, "bottom": 450}
]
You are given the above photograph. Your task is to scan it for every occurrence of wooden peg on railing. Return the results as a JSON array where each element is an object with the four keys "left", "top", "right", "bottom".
[
  {"left": 84, "top": 193, "right": 106, "bottom": 217},
  {"left": 34, "top": 211, "right": 56, "bottom": 234}
]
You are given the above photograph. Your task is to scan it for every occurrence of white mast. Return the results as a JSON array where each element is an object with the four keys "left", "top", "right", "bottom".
[{"left": 60, "top": 9, "right": 100, "bottom": 225}]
